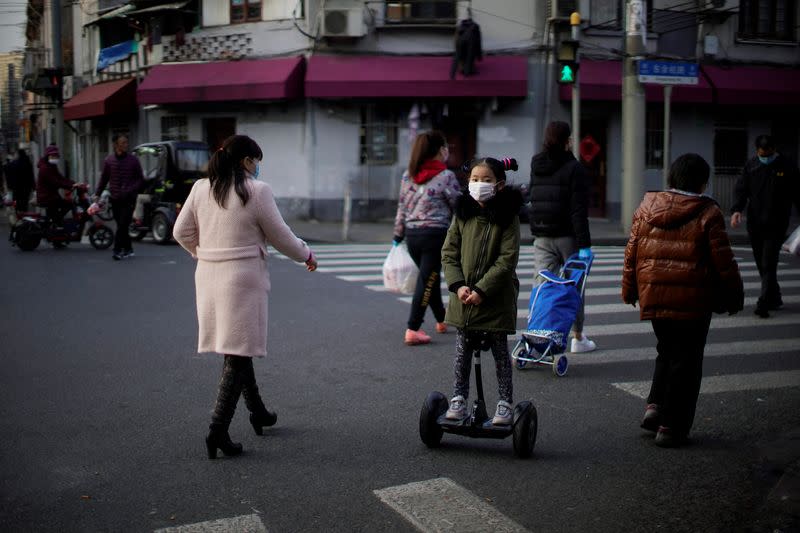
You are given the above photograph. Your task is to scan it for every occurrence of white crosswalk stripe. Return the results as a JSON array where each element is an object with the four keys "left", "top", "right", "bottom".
[
  {"left": 273, "top": 243, "right": 800, "bottom": 398},
  {"left": 374, "top": 478, "right": 529, "bottom": 533}
]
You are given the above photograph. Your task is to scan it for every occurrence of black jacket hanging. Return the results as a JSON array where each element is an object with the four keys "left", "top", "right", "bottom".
[{"left": 450, "top": 19, "right": 483, "bottom": 79}]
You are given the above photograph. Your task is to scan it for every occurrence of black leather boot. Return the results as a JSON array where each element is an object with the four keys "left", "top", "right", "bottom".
[
  {"left": 240, "top": 358, "right": 278, "bottom": 435},
  {"left": 248, "top": 409, "right": 278, "bottom": 436},
  {"left": 206, "top": 356, "right": 245, "bottom": 459},
  {"left": 206, "top": 424, "right": 243, "bottom": 459}
]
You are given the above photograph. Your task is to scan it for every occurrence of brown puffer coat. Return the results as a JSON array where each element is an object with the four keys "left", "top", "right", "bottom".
[{"left": 622, "top": 190, "right": 744, "bottom": 320}]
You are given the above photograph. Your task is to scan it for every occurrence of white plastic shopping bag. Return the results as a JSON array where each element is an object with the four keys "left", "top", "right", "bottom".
[
  {"left": 782, "top": 226, "right": 800, "bottom": 256},
  {"left": 382, "top": 243, "right": 419, "bottom": 295}
]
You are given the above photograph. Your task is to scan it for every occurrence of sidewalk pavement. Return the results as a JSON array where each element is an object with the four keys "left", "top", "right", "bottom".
[{"left": 287, "top": 216, "right": 754, "bottom": 246}]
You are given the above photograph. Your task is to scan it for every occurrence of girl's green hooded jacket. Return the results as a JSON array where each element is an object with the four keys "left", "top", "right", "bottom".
[{"left": 442, "top": 186, "right": 523, "bottom": 333}]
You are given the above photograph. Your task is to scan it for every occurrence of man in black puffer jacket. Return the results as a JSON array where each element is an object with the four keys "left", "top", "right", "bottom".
[{"left": 528, "top": 121, "right": 595, "bottom": 353}]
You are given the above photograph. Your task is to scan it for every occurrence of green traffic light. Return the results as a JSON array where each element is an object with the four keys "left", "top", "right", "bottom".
[{"left": 560, "top": 64, "right": 575, "bottom": 84}]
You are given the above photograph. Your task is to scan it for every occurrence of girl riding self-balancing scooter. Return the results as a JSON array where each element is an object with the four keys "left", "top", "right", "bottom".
[
  {"left": 419, "top": 331, "right": 538, "bottom": 458},
  {"left": 417, "top": 156, "right": 537, "bottom": 458}
]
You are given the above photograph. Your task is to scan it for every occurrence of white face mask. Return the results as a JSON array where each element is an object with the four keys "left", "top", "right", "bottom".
[
  {"left": 49, "top": 158, "right": 60, "bottom": 165},
  {"left": 468, "top": 181, "right": 496, "bottom": 202}
]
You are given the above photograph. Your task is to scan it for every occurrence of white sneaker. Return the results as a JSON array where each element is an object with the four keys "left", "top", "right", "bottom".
[
  {"left": 570, "top": 336, "right": 597, "bottom": 353},
  {"left": 445, "top": 395, "right": 467, "bottom": 420},
  {"left": 492, "top": 400, "right": 513, "bottom": 425}
]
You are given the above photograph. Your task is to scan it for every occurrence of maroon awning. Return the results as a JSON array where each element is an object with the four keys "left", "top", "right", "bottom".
[
  {"left": 559, "top": 60, "right": 800, "bottom": 105},
  {"left": 305, "top": 55, "right": 528, "bottom": 98},
  {"left": 63, "top": 78, "right": 137, "bottom": 121},
  {"left": 702, "top": 64, "right": 800, "bottom": 105},
  {"left": 559, "top": 60, "right": 712, "bottom": 103},
  {"left": 137, "top": 57, "right": 305, "bottom": 105}
]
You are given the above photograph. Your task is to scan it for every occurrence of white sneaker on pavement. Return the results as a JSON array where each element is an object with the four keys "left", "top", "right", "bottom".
[
  {"left": 492, "top": 400, "right": 513, "bottom": 425},
  {"left": 445, "top": 395, "right": 467, "bottom": 420},
  {"left": 570, "top": 336, "right": 597, "bottom": 353}
]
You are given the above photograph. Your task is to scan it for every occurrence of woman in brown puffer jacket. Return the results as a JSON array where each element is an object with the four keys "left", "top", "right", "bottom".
[{"left": 622, "top": 153, "right": 744, "bottom": 448}]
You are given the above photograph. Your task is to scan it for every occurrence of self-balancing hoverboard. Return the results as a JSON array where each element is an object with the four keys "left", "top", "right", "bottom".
[{"left": 419, "top": 332, "right": 538, "bottom": 458}]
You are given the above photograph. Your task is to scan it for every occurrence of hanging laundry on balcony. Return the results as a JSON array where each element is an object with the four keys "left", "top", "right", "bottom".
[
  {"left": 97, "top": 40, "right": 138, "bottom": 71},
  {"left": 450, "top": 19, "right": 482, "bottom": 79}
]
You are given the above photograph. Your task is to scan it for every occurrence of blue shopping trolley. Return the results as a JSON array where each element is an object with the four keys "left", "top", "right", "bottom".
[{"left": 511, "top": 251, "right": 593, "bottom": 377}]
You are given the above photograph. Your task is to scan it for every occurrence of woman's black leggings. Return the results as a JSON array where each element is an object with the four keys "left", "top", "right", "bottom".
[{"left": 405, "top": 229, "right": 448, "bottom": 331}]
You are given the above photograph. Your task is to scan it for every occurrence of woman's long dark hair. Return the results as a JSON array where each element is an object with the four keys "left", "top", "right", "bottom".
[
  {"left": 207, "top": 135, "right": 262, "bottom": 208},
  {"left": 408, "top": 130, "right": 447, "bottom": 177},
  {"left": 542, "top": 121, "right": 571, "bottom": 153}
]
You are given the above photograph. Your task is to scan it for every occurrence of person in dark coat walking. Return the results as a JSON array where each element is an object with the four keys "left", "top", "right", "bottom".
[
  {"left": 36, "top": 144, "right": 75, "bottom": 226},
  {"left": 730, "top": 134, "right": 800, "bottom": 318},
  {"left": 95, "top": 134, "right": 144, "bottom": 261},
  {"left": 4, "top": 148, "right": 35, "bottom": 213},
  {"left": 528, "top": 121, "right": 595, "bottom": 353}
]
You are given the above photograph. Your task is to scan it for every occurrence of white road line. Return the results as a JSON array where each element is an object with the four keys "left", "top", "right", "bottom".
[
  {"left": 612, "top": 370, "right": 800, "bottom": 399},
  {"left": 154, "top": 514, "right": 267, "bottom": 533},
  {"left": 337, "top": 274, "right": 384, "bottom": 282},
  {"left": 320, "top": 262, "right": 780, "bottom": 275},
  {"left": 374, "top": 478, "right": 529, "bottom": 533},
  {"left": 515, "top": 294, "right": 800, "bottom": 318},
  {"left": 369, "top": 279, "right": 800, "bottom": 296},
  {"left": 567, "top": 338, "right": 800, "bottom": 364},
  {"left": 515, "top": 312, "right": 800, "bottom": 338}
]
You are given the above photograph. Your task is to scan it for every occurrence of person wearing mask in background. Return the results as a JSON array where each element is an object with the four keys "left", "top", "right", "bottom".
[
  {"left": 730, "top": 134, "right": 800, "bottom": 318},
  {"left": 35, "top": 144, "right": 75, "bottom": 227},
  {"left": 528, "top": 121, "right": 596, "bottom": 353},
  {"left": 393, "top": 131, "right": 462, "bottom": 346},
  {"left": 95, "top": 134, "right": 144, "bottom": 261},
  {"left": 173, "top": 135, "right": 318, "bottom": 459},
  {"left": 4, "top": 148, "right": 35, "bottom": 213}
]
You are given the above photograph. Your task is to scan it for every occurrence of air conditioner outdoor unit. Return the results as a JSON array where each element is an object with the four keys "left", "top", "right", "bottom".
[{"left": 321, "top": 7, "right": 367, "bottom": 37}]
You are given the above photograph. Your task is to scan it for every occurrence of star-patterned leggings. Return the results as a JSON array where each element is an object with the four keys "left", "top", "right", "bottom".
[{"left": 453, "top": 328, "right": 513, "bottom": 403}]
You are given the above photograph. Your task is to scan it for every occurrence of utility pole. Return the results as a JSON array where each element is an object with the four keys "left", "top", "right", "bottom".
[
  {"left": 621, "top": 0, "right": 646, "bottom": 233},
  {"left": 51, "top": 0, "right": 65, "bottom": 172},
  {"left": 570, "top": 11, "right": 581, "bottom": 159}
]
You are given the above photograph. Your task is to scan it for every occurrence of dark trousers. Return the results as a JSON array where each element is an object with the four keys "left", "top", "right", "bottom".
[
  {"left": 647, "top": 315, "right": 711, "bottom": 437},
  {"left": 453, "top": 329, "right": 513, "bottom": 403},
  {"left": 45, "top": 197, "right": 73, "bottom": 226},
  {"left": 11, "top": 188, "right": 31, "bottom": 213},
  {"left": 406, "top": 229, "right": 448, "bottom": 331},
  {"left": 211, "top": 355, "right": 268, "bottom": 428},
  {"left": 111, "top": 198, "right": 135, "bottom": 254},
  {"left": 748, "top": 227, "right": 783, "bottom": 307}
]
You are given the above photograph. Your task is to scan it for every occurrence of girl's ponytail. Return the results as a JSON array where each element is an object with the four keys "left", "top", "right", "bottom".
[{"left": 466, "top": 156, "right": 518, "bottom": 182}]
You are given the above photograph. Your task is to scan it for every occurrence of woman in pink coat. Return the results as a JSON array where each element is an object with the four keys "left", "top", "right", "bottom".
[{"left": 174, "top": 135, "right": 318, "bottom": 459}]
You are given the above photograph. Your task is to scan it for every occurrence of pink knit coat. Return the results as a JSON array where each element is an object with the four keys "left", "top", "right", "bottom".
[{"left": 173, "top": 178, "right": 310, "bottom": 357}]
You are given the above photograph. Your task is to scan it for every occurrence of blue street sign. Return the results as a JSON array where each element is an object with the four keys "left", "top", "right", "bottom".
[{"left": 638, "top": 60, "right": 699, "bottom": 85}]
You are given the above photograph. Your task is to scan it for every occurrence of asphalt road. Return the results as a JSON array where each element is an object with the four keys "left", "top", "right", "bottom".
[{"left": 0, "top": 231, "right": 798, "bottom": 532}]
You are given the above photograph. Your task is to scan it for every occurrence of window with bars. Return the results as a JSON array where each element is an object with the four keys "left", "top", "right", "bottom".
[
  {"left": 738, "top": 0, "right": 796, "bottom": 42},
  {"left": 713, "top": 126, "right": 749, "bottom": 175},
  {"left": 384, "top": 1, "right": 457, "bottom": 25},
  {"left": 645, "top": 107, "right": 664, "bottom": 169},
  {"left": 231, "top": 0, "right": 262, "bottom": 23},
  {"left": 161, "top": 116, "right": 188, "bottom": 141},
  {"left": 360, "top": 105, "right": 398, "bottom": 165},
  {"left": 590, "top": 0, "right": 653, "bottom": 31}
]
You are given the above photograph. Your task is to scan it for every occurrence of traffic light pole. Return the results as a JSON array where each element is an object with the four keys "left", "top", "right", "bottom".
[
  {"left": 51, "top": 0, "right": 65, "bottom": 173},
  {"left": 570, "top": 12, "right": 580, "bottom": 159},
  {"left": 621, "top": 0, "right": 646, "bottom": 234}
]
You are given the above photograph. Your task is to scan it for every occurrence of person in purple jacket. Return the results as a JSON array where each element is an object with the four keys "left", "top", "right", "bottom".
[{"left": 95, "top": 134, "right": 144, "bottom": 260}]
